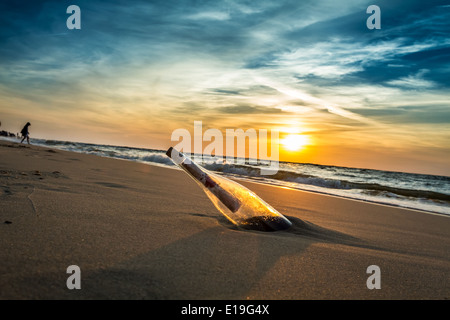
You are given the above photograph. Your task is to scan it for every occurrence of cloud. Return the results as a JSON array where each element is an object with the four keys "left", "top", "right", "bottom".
[
  {"left": 186, "top": 11, "right": 231, "bottom": 21},
  {"left": 251, "top": 74, "right": 379, "bottom": 125},
  {"left": 352, "top": 105, "right": 450, "bottom": 124},
  {"left": 386, "top": 69, "right": 436, "bottom": 89},
  {"left": 216, "top": 104, "right": 285, "bottom": 114}
]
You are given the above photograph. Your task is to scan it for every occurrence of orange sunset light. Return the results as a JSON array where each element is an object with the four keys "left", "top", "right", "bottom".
[{"left": 281, "top": 134, "right": 310, "bottom": 152}]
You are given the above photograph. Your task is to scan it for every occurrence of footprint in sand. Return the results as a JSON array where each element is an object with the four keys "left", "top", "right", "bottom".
[{"left": 1, "top": 186, "right": 13, "bottom": 195}]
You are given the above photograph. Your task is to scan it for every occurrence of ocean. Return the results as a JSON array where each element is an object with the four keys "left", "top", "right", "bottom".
[{"left": 2, "top": 137, "right": 450, "bottom": 216}]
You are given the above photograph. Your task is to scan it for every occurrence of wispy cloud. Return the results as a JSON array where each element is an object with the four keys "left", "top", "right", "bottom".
[
  {"left": 386, "top": 69, "right": 436, "bottom": 89},
  {"left": 186, "top": 11, "right": 231, "bottom": 21},
  {"left": 0, "top": 0, "right": 449, "bottom": 173}
]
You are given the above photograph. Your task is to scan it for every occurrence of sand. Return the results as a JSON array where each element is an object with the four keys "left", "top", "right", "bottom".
[{"left": 0, "top": 139, "right": 449, "bottom": 300}]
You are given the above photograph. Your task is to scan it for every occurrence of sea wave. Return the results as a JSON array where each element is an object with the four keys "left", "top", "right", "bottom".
[
  {"left": 3, "top": 136, "right": 449, "bottom": 215},
  {"left": 200, "top": 162, "right": 450, "bottom": 203}
]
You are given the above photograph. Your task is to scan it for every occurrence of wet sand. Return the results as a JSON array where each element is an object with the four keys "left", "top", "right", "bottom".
[{"left": 0, "top": 139, "right": 449, "bottom": 299}]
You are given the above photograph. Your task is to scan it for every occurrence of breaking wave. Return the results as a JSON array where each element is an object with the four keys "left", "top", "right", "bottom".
[{"left": 9, "top": 136, "right": 449, "bottom": 216}]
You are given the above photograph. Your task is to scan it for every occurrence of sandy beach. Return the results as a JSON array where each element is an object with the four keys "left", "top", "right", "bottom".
[{"left": 0, "top": 139, "right": 449, "bottom": 300}]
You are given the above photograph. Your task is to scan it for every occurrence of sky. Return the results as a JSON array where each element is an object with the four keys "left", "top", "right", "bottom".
[{"left": 0, "top": 0, "right": 449, "bottom": 176}]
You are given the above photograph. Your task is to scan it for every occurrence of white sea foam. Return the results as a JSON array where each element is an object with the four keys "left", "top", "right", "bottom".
[{"left": 3, "top": 136, "right": 449, "bottom": 216}]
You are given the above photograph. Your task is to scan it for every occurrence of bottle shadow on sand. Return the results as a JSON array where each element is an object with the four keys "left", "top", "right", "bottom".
[
  {"left": 7, "top": 213, "right": 387, "bottom": 300},
  {"left": 219, "top": 214, "right": 384, "bottom": 252}
]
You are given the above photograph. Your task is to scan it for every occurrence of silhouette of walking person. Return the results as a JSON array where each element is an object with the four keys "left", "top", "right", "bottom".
[{"left": 20, "top": 122, "right": 31, "bottom": 144}]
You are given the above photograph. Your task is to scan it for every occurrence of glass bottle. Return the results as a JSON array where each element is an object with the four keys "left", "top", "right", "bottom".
[{"left": 166, "top": 147, "right": 292, "bottom": 231}]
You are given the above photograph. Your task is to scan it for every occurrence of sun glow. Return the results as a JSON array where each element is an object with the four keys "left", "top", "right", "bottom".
[{"left": 281, "top": 134, "right": 309, "bottom": 151}]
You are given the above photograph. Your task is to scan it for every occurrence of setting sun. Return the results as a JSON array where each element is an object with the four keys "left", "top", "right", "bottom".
[{"left": 281, "top": 134, "right": 309, "bottom": 151}]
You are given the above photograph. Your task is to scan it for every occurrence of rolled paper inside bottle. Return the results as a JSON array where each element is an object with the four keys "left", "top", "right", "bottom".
[
  {"left": 166, "top": 147, "right": 241, "bottom": 213},
  {"left": 237, "top": 215, "right": 292, "bottom": 232}
]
